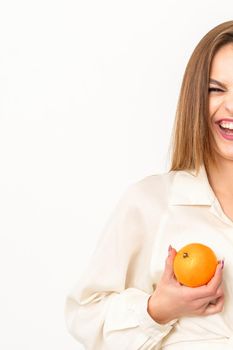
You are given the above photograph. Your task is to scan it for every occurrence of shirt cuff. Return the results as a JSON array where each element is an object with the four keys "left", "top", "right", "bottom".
[{"left": 127, "top": 289, "right": 178, "bottom": 337}]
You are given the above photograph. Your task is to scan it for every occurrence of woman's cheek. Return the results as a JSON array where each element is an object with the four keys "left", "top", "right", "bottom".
[{"left": 209, "top": 96, "right": 223, "bottom": 116}]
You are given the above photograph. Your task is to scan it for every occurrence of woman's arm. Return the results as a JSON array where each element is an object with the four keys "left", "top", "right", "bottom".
[{"left": 64, "top": 182, "right": 177, "bottom": 350}]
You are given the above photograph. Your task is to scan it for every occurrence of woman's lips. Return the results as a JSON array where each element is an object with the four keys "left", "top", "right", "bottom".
[
  {"left": 214, "top": 122, "right": 233, "bottom": 140},
  {"left": 216, "top": 118, "right": 233, "bottom": 124}
]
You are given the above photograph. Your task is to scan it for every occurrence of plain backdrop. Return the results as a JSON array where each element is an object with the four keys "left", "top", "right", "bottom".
[{"left": 0, "top": 1, "right": 232, "bottom": 349}]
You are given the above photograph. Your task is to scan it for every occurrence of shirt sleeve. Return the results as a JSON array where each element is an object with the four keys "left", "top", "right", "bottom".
[{"left": 64, "top": 181, "right": 177, "bottom": 350}]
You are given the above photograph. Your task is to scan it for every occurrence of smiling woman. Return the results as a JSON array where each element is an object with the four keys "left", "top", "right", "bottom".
[
  {"left": 169, "top": 22, "right": 233, "bottom": 175},
  {"left": 65, "top": 21, "right": 233, "bottom": 350}
]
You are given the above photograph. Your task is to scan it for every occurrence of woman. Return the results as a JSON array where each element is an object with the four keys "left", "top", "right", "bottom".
[{"left": 65, "top": 21, "right": 233, "bottom": 349}]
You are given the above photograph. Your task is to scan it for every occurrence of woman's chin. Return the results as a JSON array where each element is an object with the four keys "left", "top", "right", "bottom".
[{"left": 214, "top": 147, "right": 233, "bottom": 162}]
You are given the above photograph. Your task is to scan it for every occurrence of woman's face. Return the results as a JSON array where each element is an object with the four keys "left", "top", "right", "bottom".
[{"left": 209, "top": 43, "right": 233, "bottom": 163}]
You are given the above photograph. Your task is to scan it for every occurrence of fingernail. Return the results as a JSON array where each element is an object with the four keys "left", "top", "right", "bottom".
[
  {"left": 221, "top": 259, "right": 225, "bottom": 269},
  {"left": 168, "top": 245, "right": 172, "bottom": 255}
]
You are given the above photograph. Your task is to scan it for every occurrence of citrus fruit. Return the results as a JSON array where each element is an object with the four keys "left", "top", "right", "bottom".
[{"left": 173, "top": 243, "right": 218, "bottom": 287}]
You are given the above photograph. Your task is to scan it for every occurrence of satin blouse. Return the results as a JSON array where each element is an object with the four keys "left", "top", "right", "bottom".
[{"left": 64, "top": 165, "right": 233, "bottom": 349}]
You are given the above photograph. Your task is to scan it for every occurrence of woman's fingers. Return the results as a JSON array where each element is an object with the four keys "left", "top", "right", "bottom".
[
  {"left": 184, "top": 261, "right": 223, "bottom": 300},
  {"left": 178, "top": 260, "right": 225, "bottom": 315},
  {"left": 162, "top": 247, "right": 177, "bottom": 281},
  {"left": 201, "top": 283, "right": 224, "bottom": 305},
  {"left": 190, "top": 283, "right": 224, "bottom": 311},
  {"left": 202, "top": 295, "right": 225, "bottom": 316}
]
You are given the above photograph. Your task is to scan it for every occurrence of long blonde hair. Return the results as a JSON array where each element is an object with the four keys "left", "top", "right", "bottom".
[{"left": 169, "top": 21, "right": 233, "bottom": 175}]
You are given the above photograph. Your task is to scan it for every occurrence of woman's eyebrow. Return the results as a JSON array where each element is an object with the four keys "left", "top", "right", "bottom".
[{"left": 209, "top": 78, "right": 226, "bottom": 88}]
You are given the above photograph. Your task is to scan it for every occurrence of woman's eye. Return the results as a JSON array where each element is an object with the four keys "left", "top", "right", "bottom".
[{"left": 208, "top": 87, "right": 223, "bottom": 93}]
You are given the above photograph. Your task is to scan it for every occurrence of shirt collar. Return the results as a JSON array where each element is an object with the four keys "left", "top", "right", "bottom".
[{"left": 169, "top": 164, "right": 216, "bottom": 206}]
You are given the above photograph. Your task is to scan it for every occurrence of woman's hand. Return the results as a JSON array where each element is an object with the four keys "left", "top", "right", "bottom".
[{"left": 147, "top": 246, "right": 224, "bottom": 324}]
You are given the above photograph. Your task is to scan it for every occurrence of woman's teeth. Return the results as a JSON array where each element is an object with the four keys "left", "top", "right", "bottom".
[{"left": 219, "top": 122, "right": 233, "bottom": 130}]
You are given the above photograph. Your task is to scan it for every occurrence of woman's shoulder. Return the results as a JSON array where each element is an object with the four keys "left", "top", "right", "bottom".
[
  {"left": 136, "top": 170, "right": 176, "bottom": 187},
  {"left": 122, "top": 170, "right": 178, "bottom": 209},
  {"left": 132, "top": 169, "right": 177, "bottom": 193},
  {"left": 126, "top": 165, "right": 209, "bottom": 208}
]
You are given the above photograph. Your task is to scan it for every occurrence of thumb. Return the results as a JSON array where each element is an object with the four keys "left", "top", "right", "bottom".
[{"left": 162, "top": 245, "right": 177, "bottom": 281}]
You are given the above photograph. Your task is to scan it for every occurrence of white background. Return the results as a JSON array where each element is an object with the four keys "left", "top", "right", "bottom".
[{"left": 0, "top": 1, "right": 232, "bottom": 349}]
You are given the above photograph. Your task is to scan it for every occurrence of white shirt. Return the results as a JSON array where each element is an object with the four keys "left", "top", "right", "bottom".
[{"left": 64, "top": 165, "right": 233, "bottom": 349}]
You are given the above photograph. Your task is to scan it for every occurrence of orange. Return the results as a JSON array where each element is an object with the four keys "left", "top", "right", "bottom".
[{"left": 173, "top": 243, "right": 218, "bottom": 287}]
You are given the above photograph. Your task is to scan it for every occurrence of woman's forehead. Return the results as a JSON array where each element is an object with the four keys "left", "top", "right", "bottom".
[{"left": 210, "top": 44, "right": 233, "bottom": 82}]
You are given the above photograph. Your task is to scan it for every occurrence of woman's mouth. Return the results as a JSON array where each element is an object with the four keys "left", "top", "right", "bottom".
[{"left": 215, "top": 121, "right": 233, "bottom": 140}]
